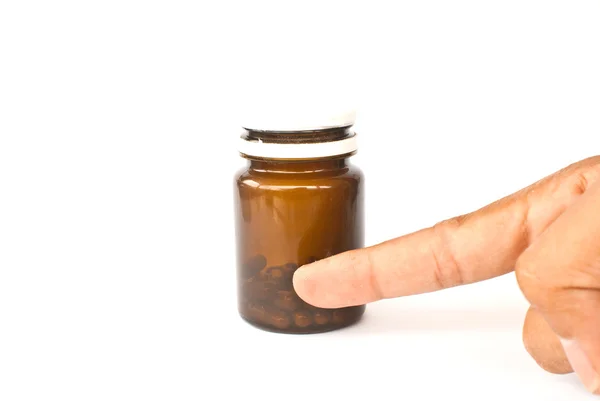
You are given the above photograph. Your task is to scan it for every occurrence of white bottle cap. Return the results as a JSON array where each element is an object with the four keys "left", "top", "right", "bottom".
[
  {"left": 237, "top": 100, "right": 358, "bottom": 159},
  {"left": 235, "top": 70, "right": 359, "bottom": 159},
  {"left": 236, "top": 70, "right": 358, "bottom": 130},
  {"left": 240, "top": 103, "right": 357, "bottom": 132}
]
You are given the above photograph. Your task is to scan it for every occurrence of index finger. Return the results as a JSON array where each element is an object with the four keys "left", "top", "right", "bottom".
[{"left": 292, "top": 156, "right": 600, "bottom": 308}]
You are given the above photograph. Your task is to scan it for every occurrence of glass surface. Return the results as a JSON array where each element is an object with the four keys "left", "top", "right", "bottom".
[{"left": 234, "top": 156, "right": 365, "bottom": 333}]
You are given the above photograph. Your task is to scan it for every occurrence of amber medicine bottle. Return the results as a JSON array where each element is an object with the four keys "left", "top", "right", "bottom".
[{"left": 233, "top": 105, "right": 366, "bottom": 334}]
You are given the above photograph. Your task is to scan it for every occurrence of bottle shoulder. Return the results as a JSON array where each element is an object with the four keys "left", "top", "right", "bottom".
[
  {"left": 346, "top": 163, "right": 364, "bottom": 180},
  {"left": 234, "top": 166, "right": 250, "bottom": 184}
]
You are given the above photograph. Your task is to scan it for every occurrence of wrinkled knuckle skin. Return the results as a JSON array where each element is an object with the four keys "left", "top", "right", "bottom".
[{"left": 430, "top": 218, "right": 465, "bottom": 289}]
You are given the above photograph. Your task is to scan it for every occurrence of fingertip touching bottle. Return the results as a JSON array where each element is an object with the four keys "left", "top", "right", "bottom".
[{"left": 233, "top": 104, "right": 366, "bottom": 334}]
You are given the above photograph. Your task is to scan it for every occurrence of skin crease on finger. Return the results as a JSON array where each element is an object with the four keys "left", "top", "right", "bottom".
[{"left": 292, "top": 155, "right": 600, "bottom": 375}]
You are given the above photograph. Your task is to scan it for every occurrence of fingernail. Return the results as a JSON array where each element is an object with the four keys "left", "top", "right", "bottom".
[{"left": 560, "top": 338, "right": 600, "bottom": 394}]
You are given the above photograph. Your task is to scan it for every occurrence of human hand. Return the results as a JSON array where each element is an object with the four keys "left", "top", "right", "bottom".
[{"left": 292, "top": 156, "right": 600, "bottom": 395}]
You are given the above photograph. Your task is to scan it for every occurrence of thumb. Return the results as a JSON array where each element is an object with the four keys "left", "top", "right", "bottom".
[{"left": 516, "top": 179, "right": 600, "bottom": 395}]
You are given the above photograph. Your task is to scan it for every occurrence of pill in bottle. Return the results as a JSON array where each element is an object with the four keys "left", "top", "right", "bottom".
[{"left": 233, "top": 104, "right": 366, "bottom": 334}]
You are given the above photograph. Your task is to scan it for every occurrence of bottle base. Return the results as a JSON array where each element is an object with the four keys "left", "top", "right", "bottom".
[{"left": 239, "top": 304, "right": 366, "bottom": 334}]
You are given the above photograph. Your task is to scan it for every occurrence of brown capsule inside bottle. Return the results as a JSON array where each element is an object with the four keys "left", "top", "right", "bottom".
[{"left": 234, "top": 126, "right": 366, "bottom": 334}]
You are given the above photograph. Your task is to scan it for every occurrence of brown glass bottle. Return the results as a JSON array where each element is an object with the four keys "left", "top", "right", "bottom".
[{"left": 234, "top": 122, "right": 366, "bottom": 334}]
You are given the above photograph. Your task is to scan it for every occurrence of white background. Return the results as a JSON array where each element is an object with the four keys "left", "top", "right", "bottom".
[{"left": 1, "top": 0, "right": 600, "bottom": 400}]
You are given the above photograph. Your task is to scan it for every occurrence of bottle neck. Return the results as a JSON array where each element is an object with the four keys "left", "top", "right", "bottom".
[{"left": 248, "top": 156, "right": 350, "bottom": 174}]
